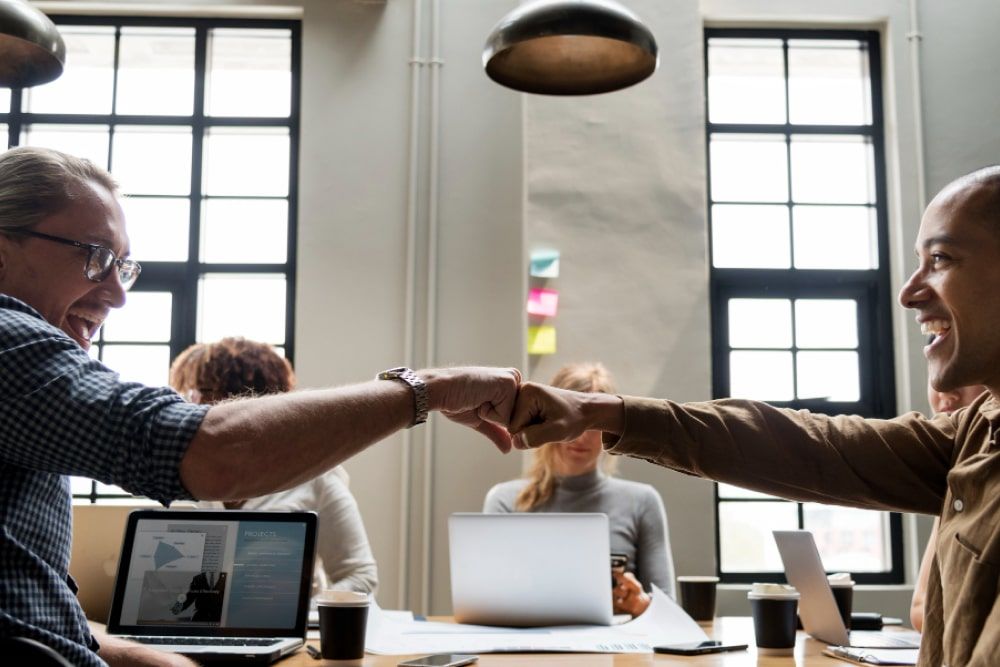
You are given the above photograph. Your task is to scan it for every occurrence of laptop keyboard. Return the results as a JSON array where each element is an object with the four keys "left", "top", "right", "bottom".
[{"left": 122, "top": 636, "right": 281, "bottom": 647}]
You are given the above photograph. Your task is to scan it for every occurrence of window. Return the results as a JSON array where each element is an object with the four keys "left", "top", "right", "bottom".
[
  {"left": 705, "top": 29, "right": 902, "bottom": 584},
  {"left": 0, "top": 16, "right": 300, "bottom": 503}
]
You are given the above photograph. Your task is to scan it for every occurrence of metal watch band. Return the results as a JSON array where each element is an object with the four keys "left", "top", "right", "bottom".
[{"left": 376, "top": 366, "right": 429, "bottom": 427}]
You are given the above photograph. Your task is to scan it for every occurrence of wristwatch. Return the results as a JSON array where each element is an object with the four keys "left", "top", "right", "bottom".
[{"left": 377, "top": 367, "right": 429, "bottom": 427}]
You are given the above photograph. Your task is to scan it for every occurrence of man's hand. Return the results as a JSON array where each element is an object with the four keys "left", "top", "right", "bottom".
[
  {"left": 92, "top": 625, "right": 197, "bottom": 667},
  {"left": 508, "top": 382, "right": 625, "bottom": 449},
  {"left": 613, "top": 570, "right": 651, "bottom": 617},
  {"left": 423, "top": 367, "right": 521, "bottom": 452}
]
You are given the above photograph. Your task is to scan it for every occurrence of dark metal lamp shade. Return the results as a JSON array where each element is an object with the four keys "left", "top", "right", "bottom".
[
  {"left": 0, "top": 0, "right": 65, "bottom": 88},
  {"left": 483, "top": 0, "right": 657, "bottom": 95}
]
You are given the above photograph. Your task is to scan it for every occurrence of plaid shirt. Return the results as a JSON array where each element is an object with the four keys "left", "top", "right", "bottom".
[{"left": 0, "top": 294, "right": 209, "bottom": 666}]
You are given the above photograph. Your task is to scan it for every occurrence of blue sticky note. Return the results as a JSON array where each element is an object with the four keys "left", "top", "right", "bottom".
[{"left": 530, "top": 250, "right": 560, "bottom": 278}]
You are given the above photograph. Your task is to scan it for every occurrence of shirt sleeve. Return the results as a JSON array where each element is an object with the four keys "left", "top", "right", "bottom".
[
  {"left": 483, "top": 482, "right": 516, "bottom": 513},
  {"left": 634, "top": 486, "right": 676, "bottom": 599},
  {"left": 0, "top": 307, "right": 208, "bottom": 504},
  {"left": 315, "top": 473, "right": 379, "bottom": 594},
  {"left": 604, "top": 396, "right": 955, "bottom": 515}
]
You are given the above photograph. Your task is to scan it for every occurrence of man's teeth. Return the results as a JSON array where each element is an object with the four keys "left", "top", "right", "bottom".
[
  {"left": 69, "top": 314, "right": 101, "bottom": 341},
  {"left": 920, "top": 319, "right": 951, "bottom": 337}
]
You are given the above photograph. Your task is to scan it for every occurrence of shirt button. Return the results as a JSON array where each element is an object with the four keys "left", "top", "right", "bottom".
[{"left": 953, "top": 499, "right": 964, "bottom": 512}]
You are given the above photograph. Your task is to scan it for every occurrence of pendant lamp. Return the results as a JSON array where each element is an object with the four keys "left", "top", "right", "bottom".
[
  {"left": 483, "top": 0, "right": 657, "bottom": 96},
  {"left": 0, "top": 0, "right": 65, "bottom": 88}
]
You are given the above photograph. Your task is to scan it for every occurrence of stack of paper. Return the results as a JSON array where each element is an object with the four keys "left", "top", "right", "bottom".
[{"left": 365, "top": 587, "right": 707, "bottom": 655}]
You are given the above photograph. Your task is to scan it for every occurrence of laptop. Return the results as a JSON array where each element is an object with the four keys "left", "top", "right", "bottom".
[
  {"left": 107, "top": 509, "right": 317, "bottom": 663},
  {"left": 449, "top": 513, "right": 613, "bottom": 627},
  {"left": 773, "top": 531, "right": 920, "bottom": 649}
]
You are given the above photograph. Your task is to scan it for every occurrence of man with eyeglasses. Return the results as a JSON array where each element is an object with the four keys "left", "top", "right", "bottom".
[{"left": 0, "top": 147, "right": 519, "bottom": 667}]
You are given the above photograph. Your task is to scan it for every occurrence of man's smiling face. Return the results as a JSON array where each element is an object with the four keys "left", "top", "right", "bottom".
[
  {"left": 899, "top": 179, "right": 1000, "bottom": 396},
  {"left": 0, "top": 179, "right": 129, "bottom": 350}
]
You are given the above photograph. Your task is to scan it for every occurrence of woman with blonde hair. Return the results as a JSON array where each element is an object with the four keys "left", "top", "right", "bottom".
[
  {"left": 483, "top": 362, "right": 675, "bottom": 616},
  {"left": 170, "top": 337, "right": 378, "bottom": 596}
]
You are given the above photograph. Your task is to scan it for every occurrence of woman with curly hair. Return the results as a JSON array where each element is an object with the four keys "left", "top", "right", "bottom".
[{"left": 170, "top": 337, "right": 378, "bottom": 596}]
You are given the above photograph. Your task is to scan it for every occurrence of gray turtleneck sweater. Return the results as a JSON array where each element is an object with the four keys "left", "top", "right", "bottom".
[{"left": 483, "top": 469, "right": 676, "bottom": 599}]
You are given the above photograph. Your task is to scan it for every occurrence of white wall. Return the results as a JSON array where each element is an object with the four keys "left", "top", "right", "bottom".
[{"left": 40, "top": 0, "right": 1000, "bottom": 620}]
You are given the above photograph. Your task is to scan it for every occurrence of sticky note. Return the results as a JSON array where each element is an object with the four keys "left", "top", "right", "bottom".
[
  {"left": 527, "top": 288, "right": 559, "bottom": 317},
  {"left": 527, "top": 325, "right": 556, "bottom": 355},
  {"left": 529, "top": 250, "right": 560, "bottom": 278}
]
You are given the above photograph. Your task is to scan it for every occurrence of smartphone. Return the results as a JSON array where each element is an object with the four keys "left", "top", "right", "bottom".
[
  {"left": 610, "top": 553, "right": 628, "bottom": 587},
  {"left": 397, "top": 654, "right": 479, "bottom": 667},
  {"left": 653, "top": 640, "right": 748, "bottom": 655}
]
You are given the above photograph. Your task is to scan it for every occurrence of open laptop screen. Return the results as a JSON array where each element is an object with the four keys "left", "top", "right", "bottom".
[{"left": 107, "top": 510, "right": 316, "bottom": 638}]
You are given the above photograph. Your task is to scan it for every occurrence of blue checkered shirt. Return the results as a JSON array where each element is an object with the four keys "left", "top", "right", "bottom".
[{"left": 0, "top": 294, "right": 209, "bottom": 666}]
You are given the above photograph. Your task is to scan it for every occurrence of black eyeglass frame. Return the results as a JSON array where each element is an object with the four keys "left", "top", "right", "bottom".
[{"left": 7, "top": 228, "right": 142, "bottom": 289}]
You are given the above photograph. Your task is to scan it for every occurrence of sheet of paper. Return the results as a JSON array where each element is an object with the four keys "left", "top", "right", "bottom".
[
  {"left": 529, "top": 250, "right": 560, "bottom": 278},
  {"left": 527, "top": 325, "right": 556, "bottom": 355},
  {"left": 527, "top": 288, "right": 559, "bottom": 317},
  {"left": 365, "top": 587, "right": 707, "bottom": 655}
]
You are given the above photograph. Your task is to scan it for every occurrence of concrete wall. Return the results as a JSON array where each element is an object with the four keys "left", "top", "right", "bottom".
[{"left": 38, "top": 0, "right": 1000, "bottom": 621}]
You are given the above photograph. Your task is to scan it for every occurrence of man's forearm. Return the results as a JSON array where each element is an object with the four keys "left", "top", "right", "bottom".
[{"left": 181, "top": 379, "right": 412, "bottom": 500}]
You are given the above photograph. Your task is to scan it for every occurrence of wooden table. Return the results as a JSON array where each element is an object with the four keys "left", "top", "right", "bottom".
[{"left": 280, "top": 617, "right": 863, "bottom": 665}]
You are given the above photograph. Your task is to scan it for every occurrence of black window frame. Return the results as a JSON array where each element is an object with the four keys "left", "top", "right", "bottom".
[
  {"left": 705, "top": 27, "right": 903, "bottom": 585},
  {"left": 0, "top": 14, "right": 301, "bottom": 503}
]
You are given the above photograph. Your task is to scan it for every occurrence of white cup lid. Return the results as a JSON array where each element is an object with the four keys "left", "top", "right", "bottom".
[
  {"left": 316, "top": 590, "right": 370, "bottom": 607},
  {"left": 747, "top": 583, "right": 799, "bottom": 600},
  {"left": 677, "top": 575, "right": 720, "bottom": 582},
  {"left": 827, "top": 572, "right": 856, "bottom": 587}
]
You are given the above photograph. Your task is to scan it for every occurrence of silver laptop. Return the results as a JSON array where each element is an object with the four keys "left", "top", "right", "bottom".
[
  {"left": 449, "top": 513, "right": 613, "bottom": 627},
  {"left": 107, "top": 509, "right": 317, "bottom": 663},
  {"left": 773, "top": 531, "right": 920, "bottom": 649}
]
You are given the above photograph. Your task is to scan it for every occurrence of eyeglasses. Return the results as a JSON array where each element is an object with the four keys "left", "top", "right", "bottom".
[{"left": 9, "top": 228, "right": 141, "bottom": 290}]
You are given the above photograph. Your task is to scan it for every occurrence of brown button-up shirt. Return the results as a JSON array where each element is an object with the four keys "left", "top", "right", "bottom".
[{"left": 605, "top": 393, "right": 1000, "bottom": 667}]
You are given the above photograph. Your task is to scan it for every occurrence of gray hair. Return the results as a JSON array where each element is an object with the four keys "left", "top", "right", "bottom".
[{"left": 0, "top": 146, "right": 118, "bottom": 233}]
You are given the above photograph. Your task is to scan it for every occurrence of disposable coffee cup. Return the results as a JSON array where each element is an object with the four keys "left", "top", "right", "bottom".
[
  {"left": 317, "top": 590, "right": 370, "bottom": 665},
  {"left": 828, "top": 573, "right": 855, "bottom": 629},
  {"left": 677, "top": 575, "right": 719, "bottom": 621},
  {"left": 748, "top": 583, "right": 799, "bottom": 655}
]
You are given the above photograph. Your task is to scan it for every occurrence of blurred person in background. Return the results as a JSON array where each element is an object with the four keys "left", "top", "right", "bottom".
[
  {"left": 484, "top": 362, "right": 676, "bottom": 617},
  {"left": 170, "top": 337, "right": 379, "bottom": 597}
]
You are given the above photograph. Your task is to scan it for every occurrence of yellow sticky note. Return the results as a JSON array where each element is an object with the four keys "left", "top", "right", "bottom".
[{"left": 527, "top": 325, "right": 556, "bottom": 355}]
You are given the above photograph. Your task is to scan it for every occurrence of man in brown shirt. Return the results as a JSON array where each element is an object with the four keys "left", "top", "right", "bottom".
[{"left": 509, "top": 165, "right": 1000, "bottom": 666}]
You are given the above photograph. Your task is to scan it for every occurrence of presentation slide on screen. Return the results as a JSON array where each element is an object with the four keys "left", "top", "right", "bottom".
[{"left": 117, "top": 519, "right": 307, "bottom": 629}]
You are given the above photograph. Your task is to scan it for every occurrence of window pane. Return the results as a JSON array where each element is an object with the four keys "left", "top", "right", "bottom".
[
  {"left": 719, "top": 501, "right": 798, "bottom": 572},
  {"left": 730, "top": 351, "right": 793, "bottom": 400},
  {"left": 804, "top": 504, "right": 890, "bottom": 572},
  {"left": 116, "top": 27, "right": 196, "bottom": 116},
  {"left": 795, "top": 299, "right": 858, "bottom": 349},
  {"left": 0, "top": 124, "right": 7, "bottom": 149},
  {"left": 201, "top": 198, "right": 288, "bottom": 263},
  {"left": 0, "top": 88, "right": 10, "bottom": 109},
  {"left": 711, "top": 204, "right": 790, "bottom": 269},
  {"left": 796, "top": 351, "right": 859, "bottom": 401},
  {"left": 729, "top": 298, "right": 792, "bottom": 349},
  {"left": 710, "top": 134, "right": 788, "bottom": 203},
  {"left": 95, "top": 482, "right": 132, "bottom": 496},
  {"left": 121, "top": 197, "right": 189, "bottom": 262},
  {"left": 790, "top": 135, "right": 875, "bottom": 204},
  {"left": 23, "top": 26, "right": 115, "bottom": 114},
  {"left": 718, "top": 483, "right": 779, "bottom": 500},
  {"left": 103, "top": 292, "right": 172, "bottom": 342},
  {"left": 112, "top": 126, "right": 192, "bottom": 195},
  {"left": 21, "top": 124, "right": 110, "bottom": 168},
  {"left": 788, "top": 40, "right": 871, "bottom": 125},
  {"left": 792, "top": 205, "right": 877, "bottom": 270},
  {"left": 198, "top": 274, "right": 286, "bottom": 344},
  {"left": 206, "top": 28, "right": 291, "bottom": 117},
  {"left": 71, "top": 477, "right": 94, "bottom": 496},
  {"left": 101, "top": 344, "right": 171, "bottom": 386},
  {"left": 707, "top": 38, "right": 785, "bottom": 124},
  {"left": 203, "top": 128, "right": 289, "bottom": 196}
]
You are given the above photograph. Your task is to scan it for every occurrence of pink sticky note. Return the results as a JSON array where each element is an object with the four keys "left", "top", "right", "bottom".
[{"left": 527, "top": 288, "right": 559, "bottom": 317}]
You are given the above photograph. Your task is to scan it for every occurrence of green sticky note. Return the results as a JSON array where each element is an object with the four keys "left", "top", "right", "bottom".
[{"left": 528, "top": 325, "right": 556, "bottom": 355}]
